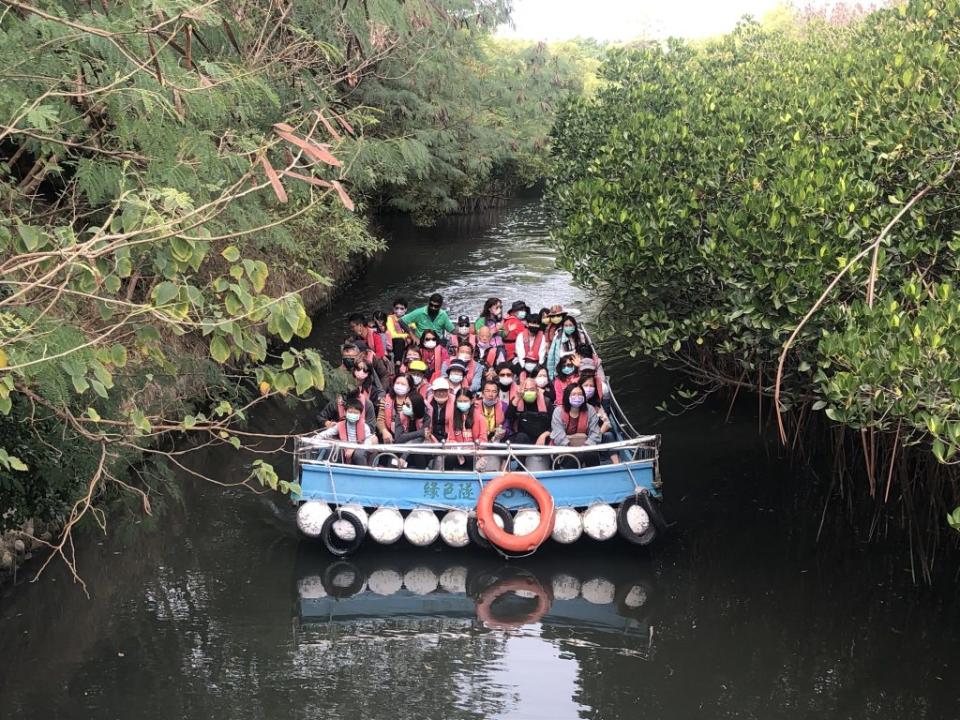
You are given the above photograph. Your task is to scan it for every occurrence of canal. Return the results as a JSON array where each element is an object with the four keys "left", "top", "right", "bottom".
[{"left": 1, "top": 200, "right": 958, "bottom": 719}]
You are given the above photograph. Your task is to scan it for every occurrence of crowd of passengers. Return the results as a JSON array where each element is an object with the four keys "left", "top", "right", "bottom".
[{"left": 313, "top": 293, "right": 618, "bottom": 469}]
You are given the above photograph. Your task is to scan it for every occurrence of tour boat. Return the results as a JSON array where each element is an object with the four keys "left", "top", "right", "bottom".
[{"left": 291, "top": 335, "right": 664, "bottom": 555}]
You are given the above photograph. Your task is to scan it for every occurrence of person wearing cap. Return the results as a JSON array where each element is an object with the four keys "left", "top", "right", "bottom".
[
  {"left": 401, "top": 293, "right": 456, "bottom": 340},
  {"left": 448, "top": 314, "right": 475, "bottom": 353},
  {"left": 425, "top": 376, "right": 452, "bottom": 442},
  {"left": 544, "top": 304, "right": 566, "bottom": 346},
  {"left": 501, "top": 300, "right": 529, "bottom": 362},
  {"left": 446, "top": 358, "right": 469, "bottom": 394},
  {"left": 407, "top": 359, "right": 430, "bottom": 400}
]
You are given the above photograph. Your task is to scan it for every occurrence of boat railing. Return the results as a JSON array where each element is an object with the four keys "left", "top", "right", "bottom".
[{"left": 294, "top": 433, "right": 659, "bottom": 478}]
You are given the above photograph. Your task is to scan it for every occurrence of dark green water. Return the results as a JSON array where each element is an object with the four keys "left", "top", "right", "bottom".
[{"left": 1, "top": 201, "right": 958, "bottom": 719}]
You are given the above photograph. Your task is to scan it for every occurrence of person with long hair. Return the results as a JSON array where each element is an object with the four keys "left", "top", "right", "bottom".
[
  {"left": 550, "top": 383, "right": 602, "bottom": 467},
  {"left": 474, "top": 297, "right": 504, "bottom": 345}
]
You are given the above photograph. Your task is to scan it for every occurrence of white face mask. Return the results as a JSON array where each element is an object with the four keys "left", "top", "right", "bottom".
[
  {"left": 523, "top": 361, "right": 537, "bottom": 372},
  {"left": 393, "top": 383, "right": 410, "bottom": 396},
  {"left": 423, "top": 340, "right": 437, "bottom": 349},
  {"left": 534, "top": 376, "right": 549, "bottom": 388},
  {"left": 448, "top": 373, "right": 464, "bottom": 384},
  {"left": 411, "top": 375, "right": 424, "bottom": 386},
  {"left": 458, "top": 354, "right": 472, "bottom": 363}
]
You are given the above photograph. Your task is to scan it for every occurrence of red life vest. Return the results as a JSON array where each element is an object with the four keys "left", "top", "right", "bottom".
[
  {"left": 502, "top": 316, "right": 525, "bottom": 360},
  {"left": 553, "top": 375, "right": 577, "bottom": 402},
  {"left": 516, "top": 391, "right": 547, "bottom": 413},
  {"left": 479, "top": 346, "right": 499, "bottom": 368},
  {"left": 337, "top": 391, "right": 369, "bottom": 420},
  {"left": 383, "top": 394, "right": 420, "bottom": 435},
  {"left": 336, "top": 408, "right": 367, "bottom": 442},
  {"left": 424, "top": 345, "right": 446, "bottom": 382},
  {"left": 518, "top": 330, "right": 544, "bottom": 363},
  {"left": 560, "top": 407, "right": 589, "bottom": 436},
  {"left": 442, "top": 400, "right": 483, "bottom": 443},
  {"left": 472, "top": 401, "right": 505, "bottom": 441}
]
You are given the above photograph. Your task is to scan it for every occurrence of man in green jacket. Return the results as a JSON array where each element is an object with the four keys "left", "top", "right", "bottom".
[{"left": 401, "top": 293, "right": 456, "bottom": 340}]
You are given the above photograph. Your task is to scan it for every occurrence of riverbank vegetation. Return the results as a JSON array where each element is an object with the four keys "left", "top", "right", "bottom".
[
  {"left": 547, "top": 0, "right": 960, "bottom": 567},
  {"left": 0, "top": 0, "right": 592, "bottom": 581}
]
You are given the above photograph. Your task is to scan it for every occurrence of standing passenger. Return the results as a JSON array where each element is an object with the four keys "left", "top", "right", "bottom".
[
  {"left": 501, "top": 301, "right": 529, "bottom": 362},
  {"left": 474, "top": 298, "right": 504, "bottom": 344},
  {"left": 401, "top": 293, "right": 456, "bottom": 340},
  {"left": 419, "top": 329, "right": 449, "bottom": 381},
  {"left": 515, "top": 311, "right": 547, "bottom": 370},
  {"left": 386, "top": 298, "right": 413, "bottom": 362}
]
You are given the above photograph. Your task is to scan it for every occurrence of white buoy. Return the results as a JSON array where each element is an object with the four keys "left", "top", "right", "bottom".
[
  {"left": 332, "top": 505, "right": 368, "bottom": 542},
  {"left": 404, "top": 566, "right": 439, "bottom": 595},
  {"left": 624, "top": 504, "right": 651, "bottom": 536},
  {"left": 551, "top": 573, "right": 581, "bottom": 600},
  {"left": 439, "top": 510, "right": 470, "bottom": 548},
  {"left": 476, "top": 511, "right": 506, "bottom": 540},
  {"left": 551, "top": 507, "right": 583, "bottom": 544},
  {"left": 368, "top": 507, "right": 404, "bottom": 544},
  {"left": 439, "top": 565, "right": 468, "bottom": 594},
  {"left": 581, "top": 577, "right": 616, "bottom": 604},
  {"left": 298, "top": 575, "right": 327, "bottom": 599},
  {"left": 622, "top": 583, "right": 648, "bottom": 608},
  {"left": 296, "top": 501, "right": 331, "bottom": 537},
  {"left": 367, "top": 568, "right": 404, "bottom": 595},
  {"left": 582, "top": 503, "right": 617, "bottom": 541},
  {"left": 513, "top": 508, "right": 541, "bottom": 537},
  {"left": 404, "top": 508, "right": 440, "bottom": 547}
]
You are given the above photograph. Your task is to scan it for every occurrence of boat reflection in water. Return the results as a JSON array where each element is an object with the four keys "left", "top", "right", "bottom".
[{"left": 294, "top": 546, "right": 655, "bottom": 654}]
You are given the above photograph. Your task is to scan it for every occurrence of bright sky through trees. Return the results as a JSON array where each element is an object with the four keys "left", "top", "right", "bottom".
[{"left": 496, "top": 0, "right": 849, "bottom": 40}]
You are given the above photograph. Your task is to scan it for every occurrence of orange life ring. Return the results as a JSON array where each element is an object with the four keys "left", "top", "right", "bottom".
[
  {"left": 477, "top": 473, "right": 555, "bottom": 553},
  {"left": 475, "top": 575, "right": 552, "bottom": 629}
]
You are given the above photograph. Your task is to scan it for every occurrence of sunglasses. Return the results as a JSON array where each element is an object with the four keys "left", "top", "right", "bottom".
[{"left": 428, "top": 304, "right": 441, "bottom": 310}]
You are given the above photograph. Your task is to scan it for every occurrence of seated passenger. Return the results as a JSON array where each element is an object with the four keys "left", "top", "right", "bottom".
[
  {"left": 424, "top": 379, "right": 476, "bottom": 470},
  {"left": 494, "top": 362, "right": 518, "bottom": 403},
  {"left": 581, "top": 376, "right": 619, "bottom": 463},
  {"left": 515, "top": 311, "right": 547, "bottom": 370},
  {"left": 501, "top": 301, "right": 529, "bottom": 362},
  {"left": 547, "top": 314, "right": 588, "bottom": 377},
  {"left": 452, "top": 342, "right": 481, "bottom": 390},
  {"left": 446, "top": 359, "right": 469, "bottom": 395},
  {"left": 448, "top": 315, "right": 475, "bottom": 354},
  {"left": 315, "top": 393, "right": 378, "bottom": 465},
  {"left": 532, "top": 364, "right": 555, "bottom": 405},
  {"left": 351, "top": 358, "right": 383, "bottom": 407},
  {"left": 474, "top": 297, "right": 504, "bottom": 344},
  {"left": 348, "top": 313, "right": 386, "bottom": 360},
  {"left": 550, "top": 385, "right": 601, "bottom": 463},
  {"left": 386, "top": 297, "right": 413, "bottom": 362},
  {"left": 577, "top": 358, "right": 608, "bottom": 409},
  {"left": 401, "top": 293, "right": 455, "bottom": 341},
  {"left": 407, "top": 359, "right": 430, "bottom": 399},
  {"left": 507, "top": 377, "right": 554, "bottom": 446},
  {"left": 553, "top": 355, "right": 580, "bottom": 397},
  {"left": 544, "top": 304, "right": 566, "bottom": 346},
  {"left": 476, "top": 379, "right": 509, "bottom": 443},
  {"left": 377, "top": 375, "right": 425, "bottom": 443},
  {"left": 475, "top": 325, "right": 504, "bottom": 376},
  {"left": 419, "top": 329, "right": 448, "bottom": 381}
]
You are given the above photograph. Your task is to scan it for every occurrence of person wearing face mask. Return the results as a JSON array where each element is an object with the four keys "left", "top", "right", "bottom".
[
  {"left": 450, "top": 342, "right": 480, "bottom": 390},
  {"left": 386, "top": 297, "right": 413, "bottom": 362},
  {"left": 377, "top": 375, "right": 429, "bottom": 468},
  {"left": 445, "top": 359, "right": 470, "bottom": 394},
  {"left": 494, "top": 362, "right": 519, "bottom": 403},
  {"left": 401, "top": 293, "right": 456, "bottom": 340},
  {"left": 315, "top": 393, "right": 378, "bottom": 465},
  {"left": 425, "top": 379, "right": 477, "bottom": 469},
  {"left": 448, "top": 315, "right": 475, "bottom": 354},
  {"left": 350, "top": 359, "right": 382, "bottom": 407},
  {"left": 474, "top": 298, "right": 505, "bottom": 342},
  {"left": 544, "top": 304, "right": 567, "bottom": 346},
  {"left": 515, "top": 311, "right": 547, "bottom": 370},
  {"left": 406, "top": 359, "right": 430, "bottom": 400},
  {"left": 580, "top": 375, "right": 619, "bottom": 463},
  {"left": 532, "top": 364, "right": 555, "bottom": 405},
  {"left": 476, "top": 379, "right": 509, "bottom": 441},
  {"left": 576, "top": 358, "right": 608, "bottom": 409},
  {"left": 501, "top": 301, "right": 529, "bottom": 362},
  {"left": 474, "top": 325, "right": 504, "bottom": 386},
  {"left": 419, "top": 329, "right": 449, "bottom": 382},
  {"left": 348, "top": 313, "right": 386, "bottom": 360},
  {"left": 553, "top": 355, "right": 580, "bottom": 398},
  {"left": 506, "top": 377, "right": 554, "bottom": 446},
  {"left": 547, "top": 314, "right": 588, "bottom": 381},
  {"left": 550, "top": 384, "right": 601, "bottom": 468}
]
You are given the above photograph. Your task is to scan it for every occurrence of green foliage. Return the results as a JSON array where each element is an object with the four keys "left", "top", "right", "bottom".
[{"left": 547, "top": 1, "right": 960, "bottom": 467}]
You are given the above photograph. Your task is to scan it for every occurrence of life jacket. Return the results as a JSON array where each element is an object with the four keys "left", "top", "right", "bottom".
[
  {"left": 502, "top": 316, "right": 526, "bottom": 360},
  {"left": 383, "top": 394, "right": 419, "bottom": 435},
  {"left": 438, "top": 399, "right": 482, "bottom": 443},
  {"left": 516, "top": 391, "right": 547, "bottom": 413},
  {"left": 336, "top": 408, "right": 367, "bottom": 442},
  {"left": 553, "top": 375, "right": 578, "bottom": 402},
  {"left": 415, "top": 380, "right": 430, "bottom": 400},
  {"left": 560, "top": 407, "right": 589, "bottom": 436},
  {"left": 518, "top": 329, "right": 544, "bottom": 363},
  {"left": 423, "top": 345, "right": 446, "bottom": 382},
  {"left": 449, "top": 328, "right": 476, "bottom": 354},
  {"left": 473, "top": 401, "right": 505, "bottom": 441},
  {"left": 337, "top": 391, "right": 369, "bottom": 420},
  {"left": 478, "top": 345, "right": 500, "bottom": 369},
  {"left": 460, "top": 358, "right": 478, "bottom": 386}
]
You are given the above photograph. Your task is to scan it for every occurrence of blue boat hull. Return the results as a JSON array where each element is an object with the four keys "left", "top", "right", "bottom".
[{"left": 295, "top": 459, "right": 658, "bottom": 510}]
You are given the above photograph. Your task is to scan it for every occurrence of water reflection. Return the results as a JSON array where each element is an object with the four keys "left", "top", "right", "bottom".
[{"left": 292, "top": 548, "right": 655, "bottom": 719}]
